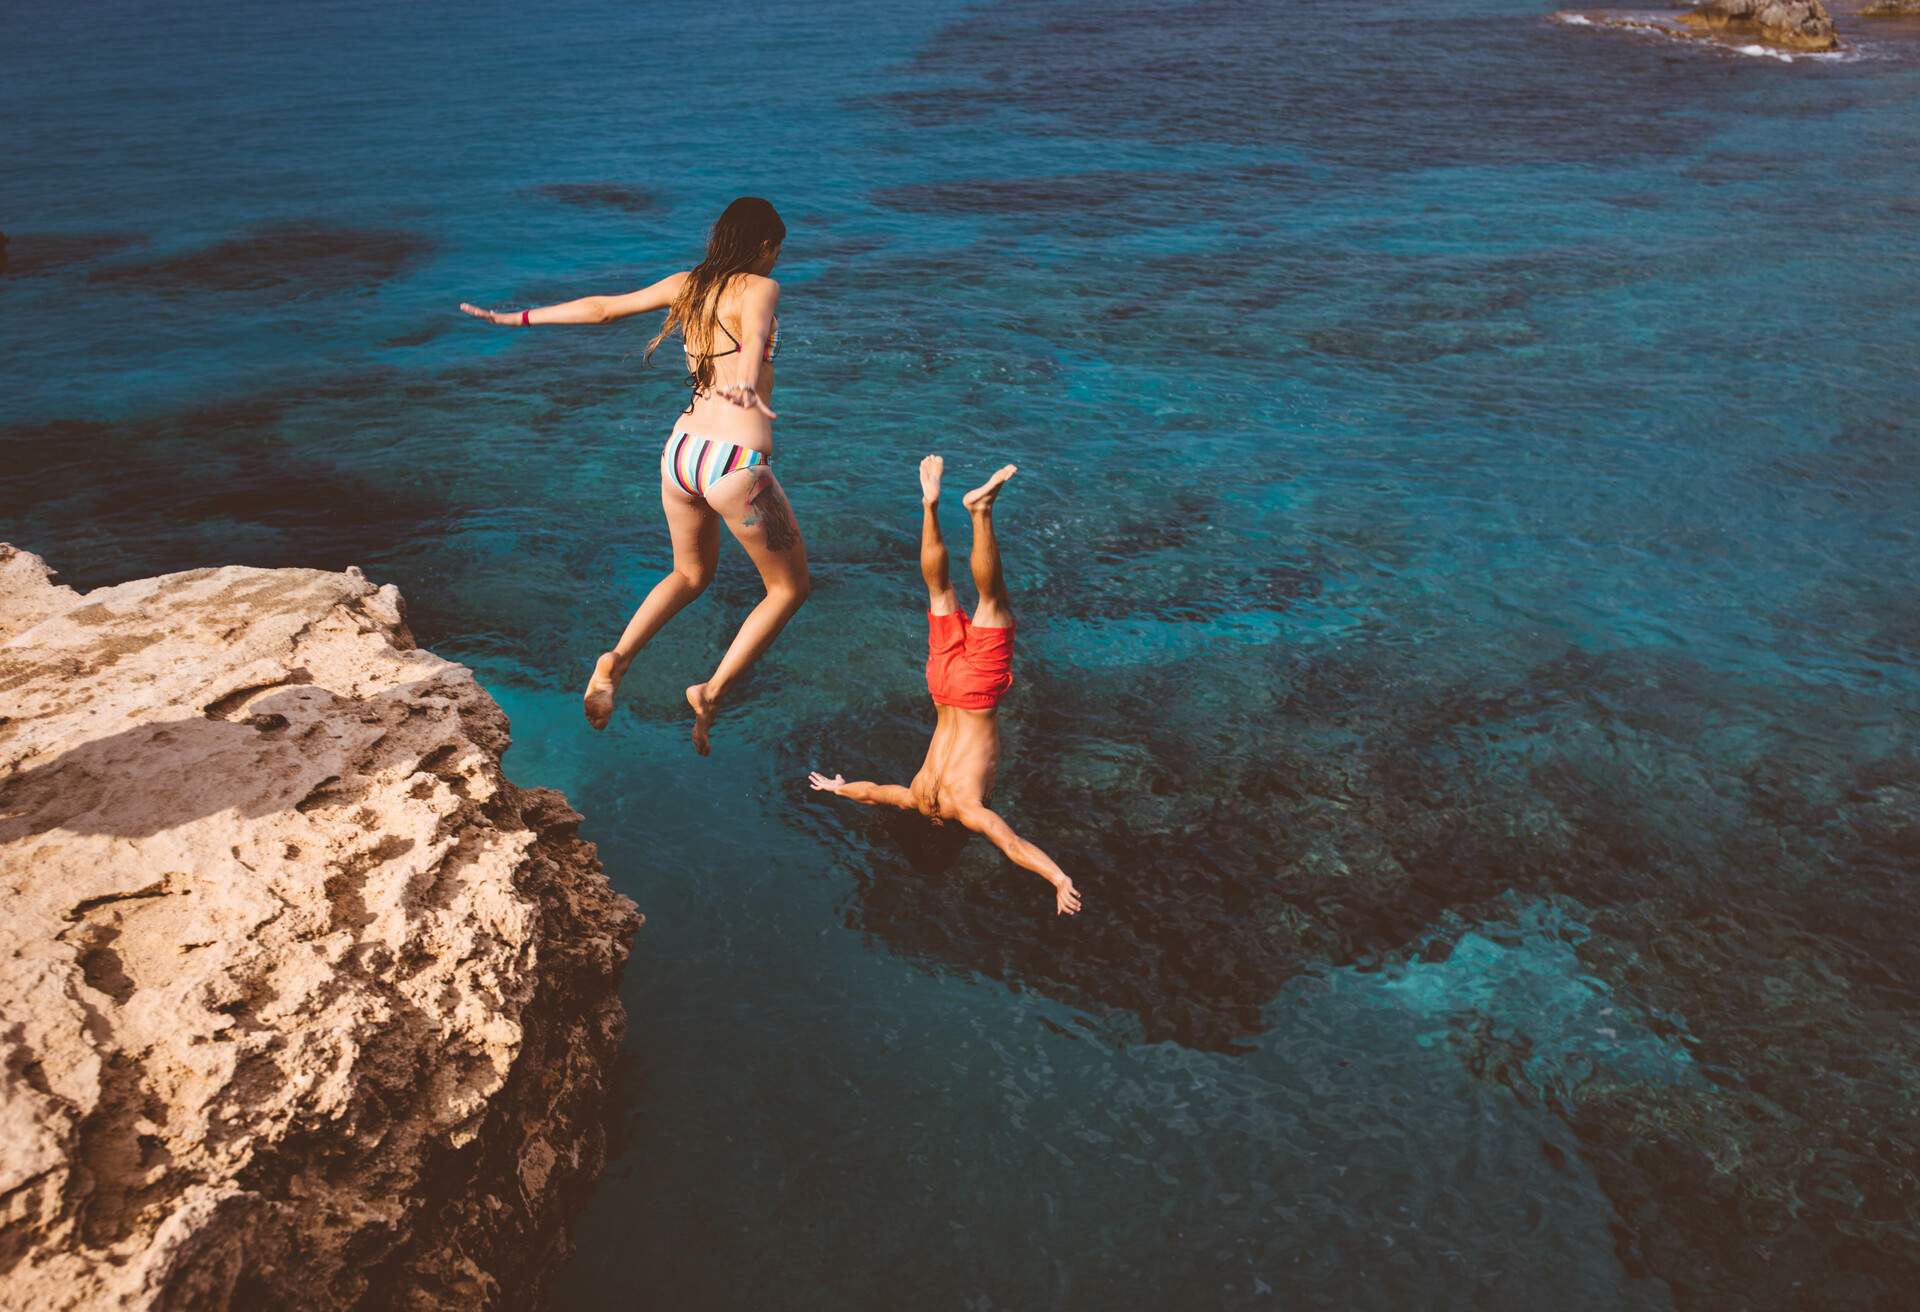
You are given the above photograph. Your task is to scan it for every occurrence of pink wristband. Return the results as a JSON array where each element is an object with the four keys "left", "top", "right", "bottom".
[{"left": 520, "top": 309, "right": 531, "bottom": 326}]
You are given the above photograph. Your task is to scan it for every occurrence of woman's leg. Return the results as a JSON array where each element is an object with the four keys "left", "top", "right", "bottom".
[
  {"left": 583, "top": 480, "right": 720, "bottom": 729},
  {"left": 683, "top": 466, "right": 811, "bottom": 754}
]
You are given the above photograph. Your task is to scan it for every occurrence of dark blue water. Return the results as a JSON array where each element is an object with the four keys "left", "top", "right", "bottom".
[{"left": 6, "top": 1, "right": 1919, "bottom": 1306}]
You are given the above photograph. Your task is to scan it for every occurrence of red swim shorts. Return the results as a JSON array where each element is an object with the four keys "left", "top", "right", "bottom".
[{"left": 926, "top": 610, "right": 1015, "bottom": 710}]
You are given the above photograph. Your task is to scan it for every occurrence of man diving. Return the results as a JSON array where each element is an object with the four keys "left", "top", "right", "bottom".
[{"left": 809, "top": 457, "right": 1082, "bottom": 916}]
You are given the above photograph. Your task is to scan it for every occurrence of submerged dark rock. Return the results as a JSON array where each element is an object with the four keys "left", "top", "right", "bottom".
[
  {"left": 530, "top": 183, "right": 661, "bottom": 213},
  {"left": 790, "top": 624, "right": 1920, "bottom": 1303},
  {"left": 0, "top": 402, "right": 460, "bottom": 595},
  {"left": 88, "top": 222, "right": 432, "bottom": 296},
  {"left": 0, "top": 231, "right": 147, "bottom": 277}
]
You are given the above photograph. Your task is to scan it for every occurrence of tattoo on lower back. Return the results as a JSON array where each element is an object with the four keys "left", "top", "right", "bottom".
[{"left": 748, "top": 475, "right": 800, "bottom": 551}]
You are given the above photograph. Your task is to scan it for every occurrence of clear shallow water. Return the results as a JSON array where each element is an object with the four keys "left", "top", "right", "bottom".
[{"left": 5, "top": 0, "right": 1919, "bottom": 1306}]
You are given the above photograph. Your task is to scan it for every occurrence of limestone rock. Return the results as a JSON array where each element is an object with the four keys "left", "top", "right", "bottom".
[
  {"left": 1682, "top": 0, "right": 1839, "bottom": 48},
  {"left": 1861, "top": 0, "right": 1920, "bottom": 15},
  {"left": 0, "top": 549, "right": 642, "bottom": 1310},
  {"left": 0, "top": 545, "right": 79, "bottom": 644}
]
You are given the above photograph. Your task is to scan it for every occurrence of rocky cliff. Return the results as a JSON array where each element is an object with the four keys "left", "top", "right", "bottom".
[{"left": 0, "top": 547, "right": 642, "bottom": 1310}]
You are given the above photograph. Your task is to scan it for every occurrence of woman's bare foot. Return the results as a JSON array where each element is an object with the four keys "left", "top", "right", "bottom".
[
  {"left": 963, "top": 463, "right": 1017, "bottom": 511},
  {"left": 685, "top": 682, "right": 717, "bottom": 756},
  {"left": 920, "top": 454, "right": 944, "bottom": 505},
  {"left": 584, "top": 652, "right": 621, "bottom": 730}
]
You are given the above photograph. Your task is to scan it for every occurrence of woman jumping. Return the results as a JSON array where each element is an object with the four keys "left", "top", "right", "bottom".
[{"left": 461, "top": 197, "right": 809, "bottom": 754}]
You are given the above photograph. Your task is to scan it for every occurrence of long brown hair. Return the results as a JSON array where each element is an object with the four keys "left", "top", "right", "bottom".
[{"left": 646, "top": 196, "right": 786, "bottom": 394}]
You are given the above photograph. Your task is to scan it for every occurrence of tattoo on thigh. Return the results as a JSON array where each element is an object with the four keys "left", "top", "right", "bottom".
[{"left": 747, "top": 474, "right": 800, "bottom": 551}]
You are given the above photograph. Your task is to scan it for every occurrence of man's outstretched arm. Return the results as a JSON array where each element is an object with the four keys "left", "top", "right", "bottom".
[
  {"left": 956, "top": 804, "right": 1083, "bottom": 915},
  {"left": 808, "top": 772, "right": 916, "bottom": 809}
]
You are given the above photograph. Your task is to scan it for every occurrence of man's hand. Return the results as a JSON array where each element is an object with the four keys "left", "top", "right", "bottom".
[
  {"left": 1053, "top": 877, "right": 1082, "bottom": 916},
  {"left": 808, "top": 771, "right": 847, "bottom": 794}
]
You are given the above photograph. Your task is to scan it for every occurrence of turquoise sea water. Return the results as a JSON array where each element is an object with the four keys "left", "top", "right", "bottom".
[{"left": 6, "top": 0, "right": 1919, "bottom": 1306}]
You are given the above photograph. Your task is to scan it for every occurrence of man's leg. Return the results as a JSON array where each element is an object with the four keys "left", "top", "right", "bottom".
[
  {"left": 963, "top": 464, "right": 1017, "bottom": 627},
  {"left": 921, "top": 455, "right": 960, "bottom": 615}
]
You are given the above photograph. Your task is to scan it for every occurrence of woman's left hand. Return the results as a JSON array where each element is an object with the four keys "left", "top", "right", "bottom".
[
  {"left": 459, "top": 303, "right": 518, "bottom": 326},
  {"left": 715, "top": 383, "right": 778, "bottom": 419}
]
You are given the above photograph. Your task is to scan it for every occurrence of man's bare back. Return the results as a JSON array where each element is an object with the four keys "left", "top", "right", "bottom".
[
  {"left": 809, "top": 457, "right": 1082, "bottom": 916},
  {"left": 908, "top": 702, "right": 1002, "bottom": 820}
]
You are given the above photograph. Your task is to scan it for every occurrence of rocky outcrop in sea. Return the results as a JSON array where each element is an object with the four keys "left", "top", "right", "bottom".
[
  {"left": 1681, "top": 0, "right": 1840, "bottom": 47},
  {"left": 0, "top": 547, "right": 642, "bottom": 1309}
]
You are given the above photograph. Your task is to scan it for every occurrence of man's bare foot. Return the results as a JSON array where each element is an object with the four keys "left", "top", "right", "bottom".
[
  {"left": 685, "top": 682, "right": 717, "bottom": 756},
  {"left": 920, "top": 454, "right": 944, "bottom": 505},
  {"left": 584, "top": 653, "right": 621, "bottom": 730},
  {"left": 963, "top": 464, "right": 1017, "bottom": 512}
]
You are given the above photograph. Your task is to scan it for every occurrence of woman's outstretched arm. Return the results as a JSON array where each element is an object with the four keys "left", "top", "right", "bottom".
[{"left": 460, "top": 272, "right": 686, "bottom": 326}]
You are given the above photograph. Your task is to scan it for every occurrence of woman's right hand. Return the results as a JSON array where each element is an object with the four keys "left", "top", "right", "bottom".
[
  {"left": 715, "top": 382, "right": 778, "bottom": 419},
  {"left": 459, "top": 303, "right": 516, "bottom": 326}
]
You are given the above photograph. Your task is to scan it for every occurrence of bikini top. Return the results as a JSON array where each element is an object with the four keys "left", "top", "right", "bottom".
[
  {"left": 703, "top": 317, "right": 780, "bottom": 364},
  {"left": 682, "top": 317, "right": 779, "bottom": 412}
]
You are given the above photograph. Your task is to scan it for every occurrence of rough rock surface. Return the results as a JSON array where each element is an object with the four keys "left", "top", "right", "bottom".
[
  {"left": 0, "top": 546, "right": 79, "bottom": 644},
  {"left": 1861, "top": 0, "right": 1920, "bottom": 15},
  {"left": 0, "top": 548, "right": 642, "bottom": 1310},
  {"left": 1682, "top": 0, "right": 1840, "bottom": 47}
]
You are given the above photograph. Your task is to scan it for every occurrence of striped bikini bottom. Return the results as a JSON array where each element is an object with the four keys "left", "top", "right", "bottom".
[{"left": 661, "top": 430, "right": 767, "bottom": 498}]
